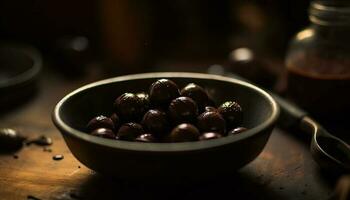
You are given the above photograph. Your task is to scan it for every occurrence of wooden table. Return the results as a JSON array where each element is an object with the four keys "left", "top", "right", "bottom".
[{"left": 0, "top": 69, "right": 335, "bottom": 200}]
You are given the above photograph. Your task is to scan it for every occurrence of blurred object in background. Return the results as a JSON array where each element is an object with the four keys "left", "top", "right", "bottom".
[
  {"left": 0, "top": 0, "right": 102, "bottom": 78},
  {"left": 0, "top": 44, "right": 42, "bottom": 111},
  {"left": 207, "top": 64, "right": 226, "bottom": 76},
  {"left": 225, "top": 0, "right": 310, "bottom": 93},
  {"left": 99, "top": 0, "right": 155, "bottom": 74},
  {"left": 51, "top": 36, "right": 91, "bottom": 78},
  {"left": 151, "top": 0, "right": 231, "bottom": 60},
  {"left": 285, "top": 0, "right": 350, "bottom": 138},
  {"left": 229, "top": 0, "right": 309, "bottom": 58},
  {"left": 330, "top": 175, "right": 350, "bottom": 200},
  {"left": 0, "top": 0, "right": 310, "bottom": 75},
  {"left": 0, "top": 0, "right": 99, "bottom": 51},
  {"left": 227, "top": 47, "right": 278, "bottom": 89}
]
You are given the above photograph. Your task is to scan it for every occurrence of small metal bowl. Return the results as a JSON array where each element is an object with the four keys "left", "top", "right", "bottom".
[
  {"left": 0, "top": 44, "right": 42, "bottom": 109},
  {"left": 52, "top": 72, "right": 279, "bottom": 180}
]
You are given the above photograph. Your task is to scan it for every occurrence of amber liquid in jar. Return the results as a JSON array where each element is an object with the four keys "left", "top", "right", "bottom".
[{"left": 286, "top": 51, "right": 350, "bottom": 126}]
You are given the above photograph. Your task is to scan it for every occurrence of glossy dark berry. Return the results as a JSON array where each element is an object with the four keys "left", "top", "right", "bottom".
[
  {"left": 87, "top": 115, "right": 115, "bottom": 132},
  {"left": 206, "top": 97, "right": 216, "bottom": 107},
  {"left": 84, "top": 79, "right": 247, "bottom": 143},
  {"left": 136, "top": 92, "right": 150, "bottom": 111},
  {"left": 204, "top": 106, "right": 217, "bottom": 112},
  {"left": 26, "top": 136, "right": 53, "bottom": 146},
  {"left": 168, "top": 123, "right": 200, "bottom": 142},
  {"left": 141, "top": 109, "right": 170, "bottom": 137},
  {"left": 53, "top": 154, "right": 64, "bottom": 161},
  {"left": 117, "top": 123, "right": 144, "bottom": 141},
  {"left": 168, "top": 96, "right": 198, "bottom": 124},
  {"left": 91, "top": 128, "right": 116, "bottom": 139},
  {"left": 114, "top": 93, "right": 146, "bottom": 122},
  {"left": 197, "top": 111, "right": 226, "bottom": 134},
  {"left": 110, "top": 113, "right": 120, "bottom": 130},
  {"left": 199, "top": 132, "right": 222, "bottom": 141},
  {"left": 181, "top": 83, "right": 209, "bottom": 110},
  {"left": 149, "top": 79, "right": 180, "bottom": 107},
  {"left": 228, "top": 127, "right": 247, "bottom": 135},
  {"left": 218, "top": 101, "right": 243, "bottom": 129},
  {"left": 135, "top": 133, "right": 156, "bottom": 142},
  {"left": 0, "top": 128, "right": 26, "bottom": 151}
]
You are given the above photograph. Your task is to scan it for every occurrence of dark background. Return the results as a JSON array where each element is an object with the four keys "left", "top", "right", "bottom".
[
  {"left": 0, "top": 0, "right": 309, "bottom": 74},
  {"left": 1, "top": 2, "right": 350, "bottom": 199}
]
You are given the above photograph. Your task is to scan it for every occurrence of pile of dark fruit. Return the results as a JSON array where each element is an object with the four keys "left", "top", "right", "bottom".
[{"left": 86, "top": 79, "right": 248, "bottom": 143}]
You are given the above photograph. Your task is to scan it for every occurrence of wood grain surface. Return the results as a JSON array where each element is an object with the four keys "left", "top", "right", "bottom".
[{"left": 0, "top": 70, "right": 335, "bottom": 200}]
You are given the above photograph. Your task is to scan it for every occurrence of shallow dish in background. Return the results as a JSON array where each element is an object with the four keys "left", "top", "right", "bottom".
[{"left": 0, "top": 43, "right": 42, "bottom": 109}]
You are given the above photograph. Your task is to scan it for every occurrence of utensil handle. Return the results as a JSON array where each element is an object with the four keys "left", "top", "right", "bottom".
[
  {"left": 330, "top": 175, "right": 350, "bottom": 200},
  {"left": 224, "top": 72, "right": 308, "bottom": 129},
  {"left": 271, "top": 93, "right": 308, "bottom": 129}
]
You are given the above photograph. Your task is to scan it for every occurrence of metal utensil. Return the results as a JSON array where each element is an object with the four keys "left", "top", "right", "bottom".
[
  {"left": 226, "top": 72, "right": 350, "bottom": 173},
  {"left": 274, "top": 94, "right": 350, "bottom": 173}
]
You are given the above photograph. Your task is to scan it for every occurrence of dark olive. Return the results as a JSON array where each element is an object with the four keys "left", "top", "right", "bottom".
[
  {"left": 114, "top": 93, "right": 146, "bottom": 122},
  {"left": 141, "top": 109, "right": 170, "bottom": 138},
  {"left": 87, "top": 115, "right": 115, "bottom": 132},
  {"left": 26, "top": 136, "right": 53, "bottom": 146},
  {"left": 218, "top": 101, "right": 243, "bottom": 129},
  {"left": 110, "top": 113, "right": 120, "bottom": 130},
  {"left": 53, "top": 154, "right": 64, "bottom": 161},
  {"left": 149, "top": 79, "right": 180, "bottom": 107},
  {"left": 168, "top": 123, "right": 200, "bottom": 142},
  {"left": 228, "top": 127, "right": 248, "bottom": 135},
  {"left": 85, "top": 79, "right": 247, "bottom": 143},
  {"left": 168, "top": 96, "right": 198, "bottom": 124},
  {"left": 117, "top": 122, "right": 144, "bottom": 141},
  {"left": 91, "top": 128, "right": 116, "bottom": 139},
  {"left": 135, "top": 133, "right": 156, "bottom": 142},
  {"left": 136, "top": 92, "right": 150, "bottom": 111},
  {"left": 197, "top": 111, "right": 226, "bottom": 134},
  {"left": 199, "top": 132, "right": 222, "bottom": 141},
  {"left": 181, "top": 83, "right": 209, "bottom": 110},
  {"left": 0, "top": 128, "right": 26, "bottom": 151},
  {"left": 206, "top": 97, "right": 216, "bottom": 107},
  {"left": 204, "top": 106, "right": 217, "bottom": 112}
]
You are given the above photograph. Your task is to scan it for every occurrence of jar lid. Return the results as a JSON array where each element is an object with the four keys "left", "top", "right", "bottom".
[{"left": 310, "top": 0, "right": 350, "bottom": 26}]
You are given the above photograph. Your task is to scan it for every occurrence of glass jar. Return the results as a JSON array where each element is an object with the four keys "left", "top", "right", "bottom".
[{"left": 285, "top": 0, "right": 350, "bottom": 129}]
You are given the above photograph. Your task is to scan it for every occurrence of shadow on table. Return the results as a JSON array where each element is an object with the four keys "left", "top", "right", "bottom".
[
  {"left": 58, "top": 172, "right": 285, "bottom": 200},
  {"left": 0, "top": 88, "right": 39, "bottom": 118}
]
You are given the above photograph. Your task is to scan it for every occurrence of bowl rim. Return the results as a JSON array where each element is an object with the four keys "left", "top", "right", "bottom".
[
  {"left": 52, "top": 72, "right": 279, "bottom": 152},
  {"left": 0, "top": 44, "right": 42, "bottom": 89}
]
